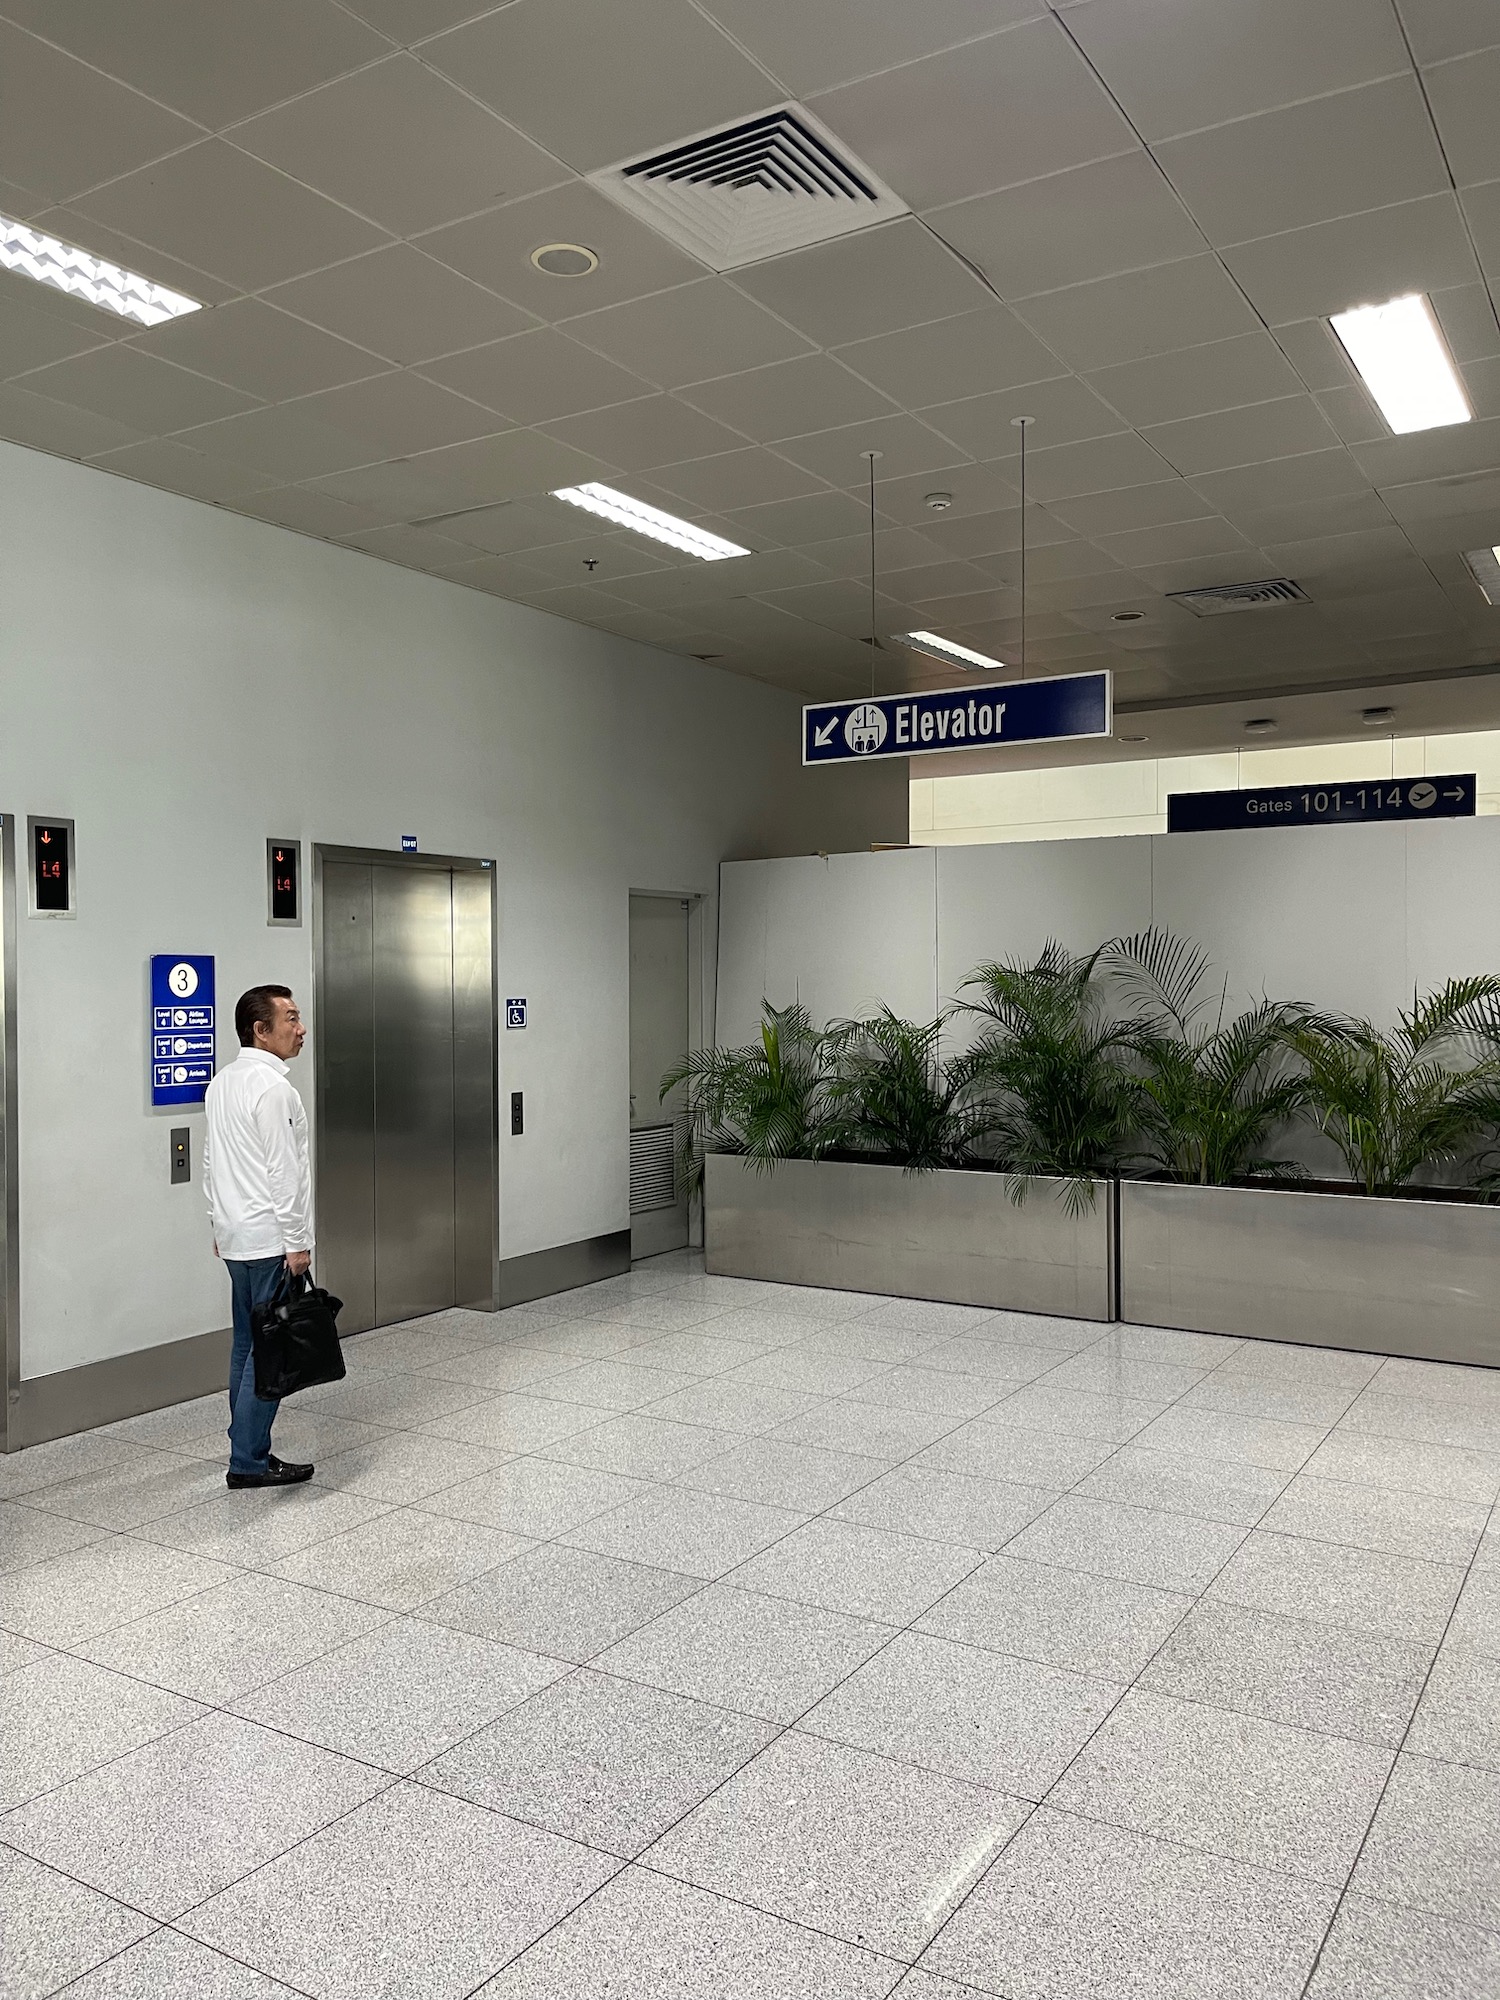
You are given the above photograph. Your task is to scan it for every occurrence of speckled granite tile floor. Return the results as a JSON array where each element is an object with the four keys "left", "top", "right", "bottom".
[{"left": 3, "top": 1253, "right": 1498, "bottom": 1998}]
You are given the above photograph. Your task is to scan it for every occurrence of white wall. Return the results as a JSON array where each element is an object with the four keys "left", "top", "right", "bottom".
[
  {"left": 718, "top": 818, "right": 1500, "bottom": 1044},
  {"left": 0, "top": 441, "right": 903, "bottom": 1378}
]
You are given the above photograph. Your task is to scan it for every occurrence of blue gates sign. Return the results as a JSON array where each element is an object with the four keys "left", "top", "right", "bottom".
[{"left": 803, "top": 671, "right": 1112, "bottom": 765}]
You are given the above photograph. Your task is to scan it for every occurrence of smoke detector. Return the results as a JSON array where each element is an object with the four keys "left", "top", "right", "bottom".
[
  {"left": 1167, "top": 577, "right": 1310, "bottom": 617},
  {"left": 590, "top": 105, "right": 907, "bottom": 270}
]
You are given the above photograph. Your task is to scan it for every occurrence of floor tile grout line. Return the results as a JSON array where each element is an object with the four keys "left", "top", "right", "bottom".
[{"left": 1292, "top": 1483, "right": 1500, "bottom": 1999}]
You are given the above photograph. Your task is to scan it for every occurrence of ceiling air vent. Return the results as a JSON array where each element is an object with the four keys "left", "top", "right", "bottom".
[
  {"left": 1166, "top": 577, "right": 1311, "bottom": 617},
  {"left": 590, "top": 105, "right": 907, "bottom": 271}
]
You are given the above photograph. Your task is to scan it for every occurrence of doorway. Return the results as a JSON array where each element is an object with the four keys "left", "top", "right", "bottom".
[
  {"left": 314, "top": 848, "right": 497, "bottom": 1335},
  {"left": 629, "top": 893, "right": 692, "bottom": 1260}
]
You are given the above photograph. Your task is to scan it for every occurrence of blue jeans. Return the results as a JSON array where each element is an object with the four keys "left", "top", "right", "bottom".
[{"left": 226, "top": 1256, "right": 287, "bottom": 1475}]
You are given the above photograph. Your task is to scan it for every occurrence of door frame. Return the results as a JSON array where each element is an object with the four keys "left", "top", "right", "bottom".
[
  {"left": 312, "top": 845, "right": 500, "bottom": 1314},
  {"left": 628, "top": 887, "right": 708, "bottom": 1253}
]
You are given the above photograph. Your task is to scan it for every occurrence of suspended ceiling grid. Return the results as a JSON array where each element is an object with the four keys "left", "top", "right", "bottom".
[{"left": 1, "top": 0, "right": 1498, "bottom": 716}]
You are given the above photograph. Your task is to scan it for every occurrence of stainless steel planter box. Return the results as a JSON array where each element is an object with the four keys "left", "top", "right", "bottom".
[
  {"left": 1121, "top": 1180, "right": 1500, "bottom": 1366},
  {"left": 704, "top": 1154, "right": 1115, "bottom": 1320}
]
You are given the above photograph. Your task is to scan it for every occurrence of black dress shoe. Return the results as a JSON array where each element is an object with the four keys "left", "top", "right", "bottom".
[{"left": 226, "top": 1459, "right": 314, "bottom": 1489}]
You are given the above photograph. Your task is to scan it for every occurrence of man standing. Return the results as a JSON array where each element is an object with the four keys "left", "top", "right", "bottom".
[{"left": 204, "top": 985, "right": 316, "bottom": 1488}]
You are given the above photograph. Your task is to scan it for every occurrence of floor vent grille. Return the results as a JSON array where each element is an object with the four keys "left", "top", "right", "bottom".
[
  {"left": 629, "top": 1124, "right": 678, "bottom": 1214},
  {"left": 1167, "top": 577, "right": 1311, "bottom": 616},
  {"left": 591, "top": 106, "right": 907, "bottom": 270}
]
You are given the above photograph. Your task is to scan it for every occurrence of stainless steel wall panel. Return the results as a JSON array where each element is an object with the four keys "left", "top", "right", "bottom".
[
  {"left": 1121, "top": 1180, "right": 1500, "bottom": 1365},
  {"left": 317, "top": 860, "right": 377, "bottom": 1334},
  {"left": 705, "top": 1154, "right": 1115, "bottom": 1320},
  {"left": 452, "top": 864, "right": 498, "bottom": 1310}
]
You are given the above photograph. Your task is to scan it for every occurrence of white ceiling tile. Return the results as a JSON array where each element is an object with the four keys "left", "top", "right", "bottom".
[
  {"left": 1422, "top": 48, "right": 1500, "bottom": 186},
  {"left": 758, "top": 577, "right": 911, "bottom": 637},
  {"left": 729, "top": 218, "right": 993, "bottom": 346},
  {"left": 1020, "top": 430, "right": 1176, "bottom": 501},
  {"left": 979, "top": 538, "right": 1123, "bottom": 585},
  {"left": 1062, "top": 0, "right": 1413, "bottom": 142},
  {"left": 72, "top": 141, "right": 390, "bottom": 291},
  {"left": 1432, "top": 285, "right": 1500, "bottom": 363},
  {"left": 1017, "top": 257, "right": 1260, "bottom": 370},
  {"left": 420, "top": 182, "right": 706, "bottom": 318},
  {"left": 1270, "top": 321, "right": 1358, "bottom": 394},
  {"left": 870, "top": 463, "right": 1033, "bottom": 529},
  {"left": 417, "top": 498, "right": 600, "bottom": 554},
  {"left": 1220, "top": 492, "right": 1396, "bottom": 542},
  {"left": 1189, "top": 448, "right": 1373, "bottom": 516},
  {"left": 719, "top": 490, "right": 873, "bottom": 545},
  {"left": 266, "top": 247, "right": 535, "bottom": 366},
  {"left": 336, "top": 521, "right": 481, "bottom": 571},
  {"left": 647, "top": 448, "right": 827, "bottom": 512},
  {"left": 227, "top": 57, "right": 568, "bottom": 236},
  {"left": 27, "top": 204, "right": 238, "bottom": 306},
  {"left": 1261, "top": 526, "right": 1419, "bottom": 582},
  {"left": 1350, "top": 414, "right": 1500, "bottom": 488},
  {"left": 1221, "top": 194, "right": 1480, "bottom": 324},
  {"left": 1143, "top": 396, "right": 1343, "bottom": 478},
  {"left": 917, "top": 500, "right": 1070, "bottom": 556},
  {"left": 1395, "top": 0, "right": 1500, "bottom": 65},
  {"left": 174, "top": 403, "right": 380, "bottom": 481},
  {"left": 809, "top": 18, "right": 1133, "bottom": 210},
  {"left": 17, "top": 344, "right": 258, "bottom": 432},
  {"left": 1156, "top": 77, "right": 1450, "bottom": 248},
  {"left": 1085, "top": 332, "right": 1305, "bottom": 428},
  {"left": 419, "top": 329, "right": 650, "bottom": 424},
  {"left": 0, "top": 379, "right": 143, "bottom": 457},
  {"left": 231, "top": 484, "right": 393, "bottom": 539},
  {"left": 335, "top": 1, "right": 497, "bottom": 45},
  {"left": 87, "top": 437, "right": 278, "bottom": 502},
  {"left": 833, "top": 308, "right": 1063, "bottom": 406},
  {"left": 441, "top": 550, "right": 568, "bottom": 597},
  {"left": 304, "top": 455, "right": 463, "bottom": 517},
  {"left": 0, "top": 22, "right": 201, "bottom": 206},
  {"left": 1314, "top": 386, "right": 1389, "bottom": 448},
  {"left": 921, "top": 375, "right": 1125, "bottom": 458},
  {"left": 0, "top": 286, "right": 113, "bottom": 377},
  {"left": 1094, "top": 517, "right": 1258, "bottom": 568},
  {"left": 931, "top": 152, "right": 1203, "bottom": 299},
  {"left": 772, "top": 411, "right": 971, "bottom": 486},
  {"left": 677, "top": 356, "right": 894, "bottom": 441},
  {"left": 397, "top": 427, "right": 613, "bottom": 506},
  {"left": 562, "top": 281, "right": 813, "bottom": 387},
  {"left": 133, "top": 299, "right": 384, "bottom": 400},
  {"left": 1046, "top": 481, "right": 1216, "bottom": 536},
  {"left": 1462, "top": 183, "right": 1500, "bottom": 280},
  {"left": 541, "top": 394, "right": 748, "bottom": 469},
  {"left": 1, "top": 1, "right": 390, "bottom": 127},
  {"left": 421, "top": 0, "right": 778, "bottom": 174},
  {"left": 292, "top": 372, "right": 501, "bottom": 456},
  {"left": 699, "top": 0, "right": 1038, "bottom": 96}
]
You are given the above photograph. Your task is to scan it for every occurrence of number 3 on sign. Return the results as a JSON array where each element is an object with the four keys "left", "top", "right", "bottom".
[{"left": 168, "top": 962, "right": 199, "bottom": 998}]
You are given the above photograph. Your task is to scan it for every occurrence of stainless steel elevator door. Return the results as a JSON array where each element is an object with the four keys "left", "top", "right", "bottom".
[{"left": 318, "top": 855, "right": 495, "bottom": 1336}]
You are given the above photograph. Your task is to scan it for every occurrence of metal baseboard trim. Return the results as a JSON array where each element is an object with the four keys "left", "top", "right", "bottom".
[
  {"left": 11, "top": 1326, "right": 231, "bottom": 1451},
  {"left": 497, "top": 1230, "right": 632, "bottom": 1308}
]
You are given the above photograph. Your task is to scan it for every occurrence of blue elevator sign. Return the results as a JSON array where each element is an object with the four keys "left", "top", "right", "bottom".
[
  {"left": 803, "top": 671, "right": 1112, "bottom": 765},
  {"left": 150, "top": 955, "right": 216, "bottom": 1107}
]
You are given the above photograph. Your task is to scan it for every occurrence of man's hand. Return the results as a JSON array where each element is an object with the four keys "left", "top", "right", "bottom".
[{"left": 285, "top": 1250, "right": 312, "bottom": 1279}]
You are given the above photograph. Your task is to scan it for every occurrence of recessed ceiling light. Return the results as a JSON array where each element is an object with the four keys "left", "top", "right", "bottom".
[
  {"left": 1119, "top": 733, "right": 1150, "bottom": 742},
  {"left": 896, "top": 630, "right": 1004, "bottom": 671},
  {"left": 550, "top": 482, "right": 749, "bottom": 561},
  {"left": 530, "top": 242, "right": 598, "bottom": 276},
  {"left": 1361, "top": 705, "right": 1397, "bottom": 727},
  {"left": 0, "top": 212, "right": 201, "bottom": 327},
  {"left": 1329, "top": 293, "right": 1471, "bottom": 435},
  {"left": 1463, "top": 546, "right": 1500, "bottom": 605},
  {"left": 1111, "top": 610, "right": 1145, "bottom": 623},
  {"left": 1243, "top": 717, "right": 1278, "bottom": 735}
]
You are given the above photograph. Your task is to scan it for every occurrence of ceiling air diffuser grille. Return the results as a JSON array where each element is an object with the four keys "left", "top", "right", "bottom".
[
  {"left": 591, "top": 106, "right": 907, "bottom": 270},
  {"left": 1167, "top": 577, "right": 1311, "bottom": 617}
]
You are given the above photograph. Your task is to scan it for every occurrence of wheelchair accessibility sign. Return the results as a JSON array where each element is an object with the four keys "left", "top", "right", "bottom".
[
  {"left": 506, "top": 997, "right": 528, "bottom": 1029},
  {"left": 803, "top": 670, "right": 1112, "bottom": 764}
]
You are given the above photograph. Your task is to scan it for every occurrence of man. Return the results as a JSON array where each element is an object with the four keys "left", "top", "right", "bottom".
[{"left": 204, "top": 985, "right": 316, "bottom": 1489}]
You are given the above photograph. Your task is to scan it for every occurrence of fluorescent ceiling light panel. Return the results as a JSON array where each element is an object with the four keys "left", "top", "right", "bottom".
[
  {"left": 550, "top": 482, "right": 749, "bottom": 560},
  {"left": 1329, "top": 293, "right": 1471, "bottom": 435},
  {"left": 897, "top": 630, "right": 1005, "bottom": 671},
  {"left": 1462, "top": 545, "right": 1500, "bottom": 605},
  {"left": 0, "top": 214, "right": 201, "bottom": 328}
]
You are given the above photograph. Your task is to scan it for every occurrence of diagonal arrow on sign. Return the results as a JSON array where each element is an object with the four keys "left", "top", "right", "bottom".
[{"left": 813, "top": 717, "right": 838, "bottom": 747}]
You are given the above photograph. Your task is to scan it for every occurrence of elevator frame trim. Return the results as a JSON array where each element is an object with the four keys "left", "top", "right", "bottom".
[
  {"left": 1, "top": 815, "right": 19, "bottom": 1451},
  {"left": 311, "top": 844, "right": 500, "bottom": 1316}
]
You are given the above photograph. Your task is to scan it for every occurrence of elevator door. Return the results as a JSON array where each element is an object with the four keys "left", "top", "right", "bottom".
[{"left": 318, "top": 854, "right": 495, "bottom": 1335}]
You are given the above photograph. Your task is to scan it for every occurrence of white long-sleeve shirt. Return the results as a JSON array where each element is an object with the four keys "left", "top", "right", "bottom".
[{"left": 203, "top": 1048, "right": 314, "bottom": 1260}]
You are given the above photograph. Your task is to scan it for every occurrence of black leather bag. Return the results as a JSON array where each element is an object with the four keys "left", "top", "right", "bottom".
[{"left": 251, "top": 1266, "right": 346, "bottom": 1400}]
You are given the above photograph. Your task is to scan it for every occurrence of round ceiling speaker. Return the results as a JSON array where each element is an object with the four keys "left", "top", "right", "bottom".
[
  {"left": 1111, "top": 610, "right": 1145, "bottom": 622},
  {"left": 530, "top": 243, "right": 599, "bottom": 277}
]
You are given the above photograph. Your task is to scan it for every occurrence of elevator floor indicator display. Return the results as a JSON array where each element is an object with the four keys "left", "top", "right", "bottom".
[
  {"left": 803, "top": 671, "right": 1112, "bottom": 764},
  {"left": 150, "top": 954, "right": 216, "bottom": 1106}
]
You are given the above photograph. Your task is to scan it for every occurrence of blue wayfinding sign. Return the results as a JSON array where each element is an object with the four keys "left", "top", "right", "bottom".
[
  {"left": 1168, "top": 774, "right": 1476, "bottom": 833},
  {"left": 803, "top": 670, "right": 1112, "bottom": 765},
  {"left": 150, "top": 955, "right": 216, "bottom": 1107}
]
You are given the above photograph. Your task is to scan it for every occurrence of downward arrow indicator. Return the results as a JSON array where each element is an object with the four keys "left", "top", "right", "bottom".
[{"left": 813, "top": 717, "right": 838, "bottom": 747}]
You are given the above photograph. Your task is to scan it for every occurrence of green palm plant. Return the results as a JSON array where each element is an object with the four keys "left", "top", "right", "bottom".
[
  {"left": 820, "top": 1008, "right": 992, "bottom": 1171},
  {"left": 956, "top": 941, "right": 1140, "bottom": 1206},
  {"left": 659, "top": 999, "right": 832, "bottom": 1188},
  {"left": 1105, "top": 927, "right": 1315, "bottom": 1185},
  {"left": 1292, "top": 975, "right": 1500, "bottom": 1196}
]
